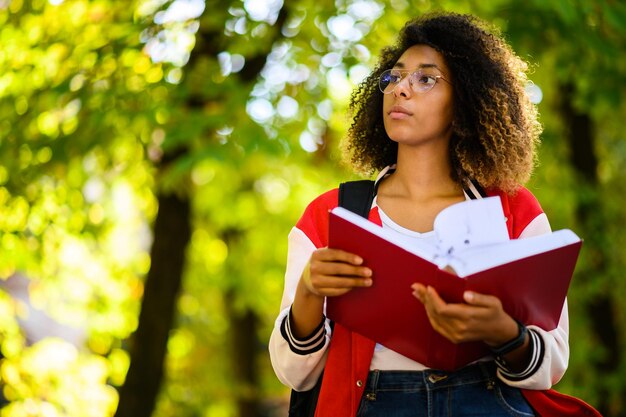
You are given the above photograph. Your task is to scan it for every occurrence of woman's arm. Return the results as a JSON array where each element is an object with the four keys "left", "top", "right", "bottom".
[
  {"left": 268, "top": 228, "right": 329, "bottom": 391},
  {"left": 498, "top": 213, "right": 569, "bottom": 389},
  {"left": 269, "top": 227, "right": 372, "bottom": 391},
  {"left": 412, "top": 212, "right": 569, "bottom": 389}
]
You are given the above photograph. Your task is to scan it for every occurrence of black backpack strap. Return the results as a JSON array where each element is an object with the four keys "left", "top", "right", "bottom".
[
  {"left": 464, "top": 179, "right": 488, "bottom": 200},
  {"left": 338, "top": 180, "right": 376, "bottom": 218},
  {"left": 341, "top": 178, "right": 484, "bottom": 206}
]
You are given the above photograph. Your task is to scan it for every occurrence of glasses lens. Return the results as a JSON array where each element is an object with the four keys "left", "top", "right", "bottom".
[
  {"left": 379, "top": 69, "right": 402, "bottom": 94},
  {"left": 410, "top": 71, "right": 439, "bottom": 92},
  {"left": 379, "top": 69, "right": 443, "bottom": 94}
]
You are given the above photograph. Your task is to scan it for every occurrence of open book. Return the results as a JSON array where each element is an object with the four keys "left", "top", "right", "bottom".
[{"left": 325, "top": 197, "right": 582, "bottom": 371}]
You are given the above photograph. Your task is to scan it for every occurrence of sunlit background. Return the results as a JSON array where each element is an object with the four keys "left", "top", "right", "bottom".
[{"left": 0, "top": 0, "right": 625, "bottom": 416}]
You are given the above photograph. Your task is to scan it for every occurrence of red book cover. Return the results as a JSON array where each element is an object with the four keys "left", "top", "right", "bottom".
[{"left": 325, "top": 206, "right": 582, "bottom": 371}]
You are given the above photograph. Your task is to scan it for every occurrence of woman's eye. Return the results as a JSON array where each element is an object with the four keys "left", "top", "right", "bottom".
[
  {"left": 381, "top": 72, "right": 400, "bottom": 84},
  {"left": 388, "top": 72, "right": 402, "bottom": 83},
  {"left": 417, "top": 75, "right": 436, "bottom": 85}
]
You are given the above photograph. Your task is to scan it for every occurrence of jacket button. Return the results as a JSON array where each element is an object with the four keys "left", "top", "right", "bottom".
[{"left": 356, "top": 380, "right": 363, "bottom": 387}]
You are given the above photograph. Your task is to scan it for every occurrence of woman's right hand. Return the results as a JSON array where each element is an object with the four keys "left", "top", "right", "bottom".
[
  {"left": 300, "top": 248, "right": 373, "bottom": 297},
  {"left": 290, "top": 248, "right": 371, "bottom": 338}
]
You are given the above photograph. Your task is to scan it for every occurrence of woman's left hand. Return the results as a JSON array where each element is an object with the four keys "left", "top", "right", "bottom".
[{"left": 411, "top": 283, "right": 518, "bottom": 347}]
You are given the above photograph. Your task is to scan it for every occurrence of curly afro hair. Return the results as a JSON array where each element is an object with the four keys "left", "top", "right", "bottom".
[{"left": 344, "top": 12, "right": 542, "bottom": 193}]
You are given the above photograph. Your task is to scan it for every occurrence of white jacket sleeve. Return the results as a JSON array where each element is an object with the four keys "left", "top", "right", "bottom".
[
  {"left": 268, "top": 227, "right": 332, "bottom": 391},
  {"left": 496, "top": 213, "right": 570, "bottom": 389}
]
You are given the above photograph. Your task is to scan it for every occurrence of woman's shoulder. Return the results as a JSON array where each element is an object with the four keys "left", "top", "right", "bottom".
[
  {"left": 486, "top": 186, "right": 544, "bottom": 238},
  {"left": 294, "top": 188, "right": 340, "bottom": 247},
  {"left": 493, "top": 186, "right": 541, "bottom": 206},
  {"left": 487, "top": 185, "right": 542, "bottom": 210},
  {"left": 309, "top": 188, "right": 340, "bottom": 208},
  {"left": 300, "top": 188, "right": 340, "bottom": 219}
]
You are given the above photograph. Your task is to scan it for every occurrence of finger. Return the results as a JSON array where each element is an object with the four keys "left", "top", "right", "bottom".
[
  {"left": 314, "top": 248, "right": 364, "bottom": 265},
  {"left": 463, "top": 291, "right": 501, "bottom": 309},
  {"left": 311, "top": 261, "right": 372, "bottom": 278},
  {"left": 315, "top": 275, "right": 373, "bottom": 289},
  {"left": 423, "top": 287, "right": 471, "bottom": 319},
  {"left": 411, "top": 283, "right": 426, "bottom": 302},
  {"left": 424, "top": 286, "right": 448, "bottom": 311},
  {"left": 312, "top": 275, "right": 373, "bottom": 298},
  {"left": 418, "top": 286, "right": 449, "bottom": 322}
]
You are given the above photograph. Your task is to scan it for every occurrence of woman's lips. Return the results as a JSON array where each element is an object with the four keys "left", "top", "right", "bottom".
[{"left": 388, "top": 105, "right": 413, "bottom": 119}]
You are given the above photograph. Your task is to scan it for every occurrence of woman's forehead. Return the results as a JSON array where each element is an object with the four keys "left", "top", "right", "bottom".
[{"left": 395, "top": 45, "right": 448, "bottom": 73}]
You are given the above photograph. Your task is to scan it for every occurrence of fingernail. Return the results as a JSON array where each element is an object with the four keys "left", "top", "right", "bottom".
[
  {"left": 354, "top": 257, "right": 363, "bottom": 265},
  {"left": 364, "top": 279, "right": 373, "bottom": 286},
  {"left": 364, "top": 268, "right": 372, "bottom": 277},
  {"left": 464, "top": 291, "right": 474, "bottom": 302}
]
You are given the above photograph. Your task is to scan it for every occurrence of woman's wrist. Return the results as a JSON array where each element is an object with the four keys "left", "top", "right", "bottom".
[
  {"left": 483, "top": 316, "right": 520, "bottom": 348},
  {"left": 291, "top": 279, "right": 325, "bottom": 338},
  {"left": 495, "top": 328, "right": 542, "bottom": 378},
  {"left": 489, "top": 320, "right": 528, "bottom": 356},
  {"left": 490, "top": 320, "right": 534, "bottom": 373}
]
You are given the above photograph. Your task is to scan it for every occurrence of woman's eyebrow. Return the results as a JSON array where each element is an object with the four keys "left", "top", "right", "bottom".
[{"left": 393, "top": 62, "right": 441, "bottom": 70}]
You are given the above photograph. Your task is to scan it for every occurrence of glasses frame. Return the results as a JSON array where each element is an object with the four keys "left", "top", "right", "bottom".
[{"left": 378, "top": 68, "right": 451, "bottom": 95}]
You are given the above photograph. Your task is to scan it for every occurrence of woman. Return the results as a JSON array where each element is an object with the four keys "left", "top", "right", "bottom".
[{"left": 270, "top": 12, "right": 573, "bottom": 416}]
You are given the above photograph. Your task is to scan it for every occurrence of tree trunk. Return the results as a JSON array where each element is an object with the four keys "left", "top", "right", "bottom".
[
  {"left": 229, "top": 301, "right": 262, "bottom": 417},
  {"left": 221, "top": 226, "right": 263, "bottom": 417},
  {"left": 559, "top": 83, "right": 621, "bottom": 416},
  {"left": 113, "top": 4, "right": 289, "bottom": 415},
  {"left": 114, "top": 190, "right": 191, "bottom": 417}
]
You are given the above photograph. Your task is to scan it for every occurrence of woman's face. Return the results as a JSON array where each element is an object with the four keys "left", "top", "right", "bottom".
[{"left": 382, "top": 44, "right": 454, "bottom": 147}]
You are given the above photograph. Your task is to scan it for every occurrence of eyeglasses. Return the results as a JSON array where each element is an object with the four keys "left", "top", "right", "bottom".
[{"left": 379, "top": 68, "right": 450, "bottom": 94}]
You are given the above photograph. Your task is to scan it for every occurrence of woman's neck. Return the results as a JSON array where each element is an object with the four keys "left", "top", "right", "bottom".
[{"left": 385, "top": 143, "right": 462, "bottom": 201}]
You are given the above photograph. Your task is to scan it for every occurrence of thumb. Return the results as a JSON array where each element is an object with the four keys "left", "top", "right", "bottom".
[{"left": 463, "top": 291, "right": 498, "bottom": 307}]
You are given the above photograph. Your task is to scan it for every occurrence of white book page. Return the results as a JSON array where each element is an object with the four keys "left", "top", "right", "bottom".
[
  {"left": 433, "top": 196, "right": 509, "bottom": 257},
  {"left": 330, "top": 207, "right": 440, "bottom": 262},
  {"left": 331, "top": 200, "right": 580, "bottom": 278},
  {"left": 446, "top": 229, "right": 580, "bottom": 277},
  {"left": 333, "top": 197, "right": 507, "bottom": 259}
]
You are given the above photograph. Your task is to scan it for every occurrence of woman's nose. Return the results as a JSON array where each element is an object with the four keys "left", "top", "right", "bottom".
[{"left": 393, "top": 75, "right": 413, "bottom": 98}]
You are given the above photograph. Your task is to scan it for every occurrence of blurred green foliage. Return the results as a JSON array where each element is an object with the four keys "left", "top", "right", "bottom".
[{"left": 0, "top": 0, "right": 625, "bottom": 416}]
